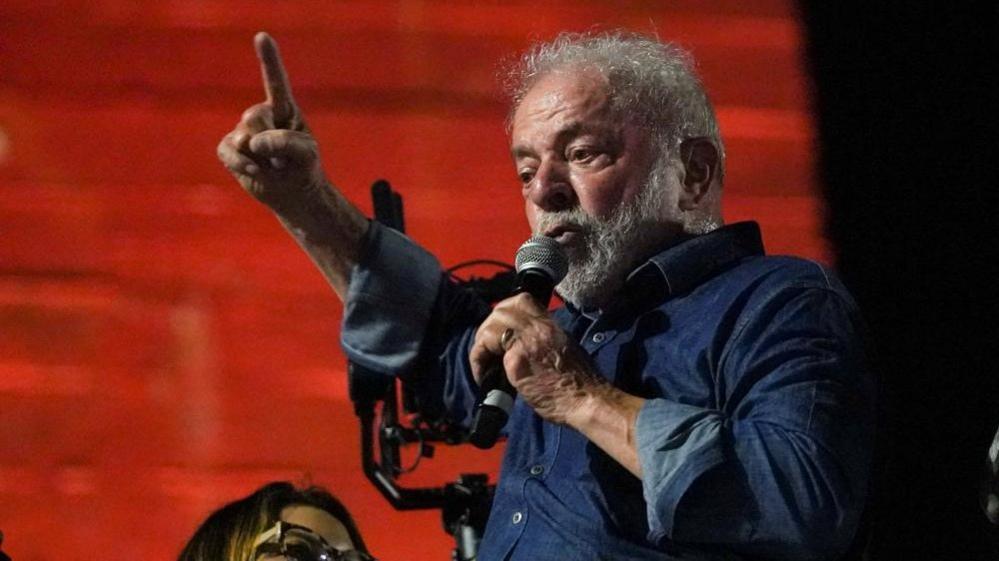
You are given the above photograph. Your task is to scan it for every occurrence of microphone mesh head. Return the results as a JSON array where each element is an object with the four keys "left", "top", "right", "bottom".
[{"left": 515, "top": 236, "right": 569, "bottom": 284}]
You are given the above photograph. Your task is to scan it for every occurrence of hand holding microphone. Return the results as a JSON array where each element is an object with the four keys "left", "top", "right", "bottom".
[{"left": 468, "top": 236, "right": 568, "bottom": 448}]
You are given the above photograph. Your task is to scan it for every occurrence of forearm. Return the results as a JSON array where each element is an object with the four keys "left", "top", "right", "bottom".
[
  {"left": 556, "top": 373, "right": 858, "bottom": 555},
  {"left": 571, "top": 384, "right": 869, "bottom": 558},
  {"left": 337, "top": 221, "right": 492, "bottom": 425},
  {"left": 569, "top": 384, "right": 646, "bottom": 478},
  {"left": 631, "top": 383, "right": 872, "bottom": 557},
  {"left": 274, "top": 180, "right": 370, "bottom": 301},
  {"left": 660, "top": 415, "right": 869, "bottom": 559}
]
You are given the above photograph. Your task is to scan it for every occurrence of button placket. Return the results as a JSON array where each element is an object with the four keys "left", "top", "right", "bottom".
[{"left": 579, "top": 314, "right": 614, "bottom": 353}]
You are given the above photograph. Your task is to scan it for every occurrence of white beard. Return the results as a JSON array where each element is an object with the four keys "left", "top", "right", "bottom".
[{"left": 532, "top": 159, "right": 682, "bottom": 309}]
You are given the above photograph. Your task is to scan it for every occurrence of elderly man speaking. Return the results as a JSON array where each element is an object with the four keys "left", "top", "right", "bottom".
[{"left": 217, "top": 30, "right": 876, "bottom": 561}]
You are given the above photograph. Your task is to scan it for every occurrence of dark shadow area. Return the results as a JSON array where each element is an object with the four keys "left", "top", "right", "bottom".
[{"left": 800, "top": 3, "right": 999, "bottom": 558}]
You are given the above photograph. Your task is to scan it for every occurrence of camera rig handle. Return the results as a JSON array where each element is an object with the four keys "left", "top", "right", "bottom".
[{"left": 348, "top": 180, "right": 499, "bottom": 560}]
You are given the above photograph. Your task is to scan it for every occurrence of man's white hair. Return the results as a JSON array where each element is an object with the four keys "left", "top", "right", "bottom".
[
  {"left": 506, "top": 30, "right": 725, "bottom": 179},
  {"left": 511, "top": 31, "right": 728, "bottom": 307}
]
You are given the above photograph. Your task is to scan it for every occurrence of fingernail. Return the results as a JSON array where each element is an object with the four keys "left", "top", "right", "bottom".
[
  {"left": 270, "top": 157, "right": 286, "bottom": 169},
  {"left": 245, "top": 163, "right": 259, "bottom": 175}
]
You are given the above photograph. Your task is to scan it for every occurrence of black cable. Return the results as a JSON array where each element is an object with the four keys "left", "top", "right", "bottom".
[{"left": 446, "top": 259, "right": 514, "bottom": 275}]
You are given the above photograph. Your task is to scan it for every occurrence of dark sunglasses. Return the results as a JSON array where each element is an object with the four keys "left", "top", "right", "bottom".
[{"left": 252, "top": 521, "right": 376, "bottom": 561}]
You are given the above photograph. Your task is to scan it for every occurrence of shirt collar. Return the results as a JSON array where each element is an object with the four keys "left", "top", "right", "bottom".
[{"left": 564, "top": 221, "right": 765, "bottom": 318}]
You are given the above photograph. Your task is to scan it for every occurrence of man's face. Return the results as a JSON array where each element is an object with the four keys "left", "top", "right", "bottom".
[
  {"left": 511, "top": 70, "right": 656, "bottom": 237},
  {"left": 510, "top": 70, "right": 681, "bottom": 308}
]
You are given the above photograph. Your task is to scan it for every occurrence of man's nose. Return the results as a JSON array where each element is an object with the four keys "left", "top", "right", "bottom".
[{"left": 528, "top": 158, "right": 575, "bottom": 211}]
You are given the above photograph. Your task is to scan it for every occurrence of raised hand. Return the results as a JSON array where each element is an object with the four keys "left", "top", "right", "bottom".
[
  {"left": 216, "top": 32, "right": 368, "bottom": 300},
  {"left": 217, "top": 32, "right": 325, "bottom": 212}
]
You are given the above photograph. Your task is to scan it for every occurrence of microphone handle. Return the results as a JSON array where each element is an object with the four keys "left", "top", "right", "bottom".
[
  {"left": 468, "top": 270, "right": 555, "bottom": 449},
  {"left": 468, "top": 362, "right": 515, "bottom": 449}
]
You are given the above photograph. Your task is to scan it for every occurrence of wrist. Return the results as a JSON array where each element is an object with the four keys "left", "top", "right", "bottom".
[
  {"left": 570, "top": 381, "right": 644, "bottom": 441},
  {"left": 273, "top": 180, "right": 370, "bottom": 300},
  {"left": 278, "top": 182, "right": 367, "bottom": 246},
  {"left": 567, "top": 381, "right": 645, "bottom": 477}
]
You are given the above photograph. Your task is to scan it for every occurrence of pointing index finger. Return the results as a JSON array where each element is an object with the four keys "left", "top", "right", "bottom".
[{"left": 254, "top": 31, "right": 296, "bottom": 128}]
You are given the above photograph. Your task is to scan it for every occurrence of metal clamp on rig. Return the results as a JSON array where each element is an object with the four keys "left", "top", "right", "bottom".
[{"left": 348, "top": 180, "right": 516, "bottom": 561}]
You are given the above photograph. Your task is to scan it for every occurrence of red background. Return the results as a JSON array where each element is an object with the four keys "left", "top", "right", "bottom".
[{"left": 0, "top": 2, "right": 825, "bottom": 560}]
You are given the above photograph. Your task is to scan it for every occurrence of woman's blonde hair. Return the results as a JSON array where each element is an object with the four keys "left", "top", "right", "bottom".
[{"left": 178, "top": 481, "right": 368, "bottom": 561}]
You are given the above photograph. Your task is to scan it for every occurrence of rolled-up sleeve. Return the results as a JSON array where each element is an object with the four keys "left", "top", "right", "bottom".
[
  {"left": 339, "top": 222, "right": 491, "bottom": 425},
  {"left": 636, "top": 401, "right": 727, "bottom": 542},
  {"left": 635, "top": 285, "right": 876, "bottom": 560},
  {"left": 341, "top": 222, "right": 443, "bottom": 374}
]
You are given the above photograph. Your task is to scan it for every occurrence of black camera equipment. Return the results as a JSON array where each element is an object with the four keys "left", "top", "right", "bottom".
[
  {"left": 0, "top": 529, "right": 11, "bottom": 561},
  {"left": 348, "top": 180, "right": 516, "bottom": 561}
]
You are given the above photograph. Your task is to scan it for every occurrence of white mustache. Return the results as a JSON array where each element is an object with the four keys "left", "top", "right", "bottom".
[{"left": 532, "top": 208, "right": 596, "bottom": 237}]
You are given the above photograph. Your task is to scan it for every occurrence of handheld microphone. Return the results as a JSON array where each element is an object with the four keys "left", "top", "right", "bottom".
[{"left": 468, "top": 236, "right": 568, "bottom": 449}]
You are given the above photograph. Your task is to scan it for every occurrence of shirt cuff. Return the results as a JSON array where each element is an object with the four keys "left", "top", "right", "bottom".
[
  {"left": 636, "top": 398, "right": 726, "bottom": 542},
  {"left": 340, "top": 222, "right": 442, "bottom": 374}
]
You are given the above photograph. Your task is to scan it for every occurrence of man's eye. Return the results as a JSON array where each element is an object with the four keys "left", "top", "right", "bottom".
[
  {"left": 568, "top": 148, "right": 597, "bottom": 163},
  {"left": 518, "top": 170, "right": 535, "bottom": 184}
]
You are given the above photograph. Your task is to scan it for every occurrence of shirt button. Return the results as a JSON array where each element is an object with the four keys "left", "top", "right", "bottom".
[
  {"left": 592, "top": 332, "right": 606, "bottom": 343},
  {"left": 530, "top": 465, "right": 544, "bottom": 476},
  {"left": 512, "top": 511, "right": 523, "bottom": 524}
]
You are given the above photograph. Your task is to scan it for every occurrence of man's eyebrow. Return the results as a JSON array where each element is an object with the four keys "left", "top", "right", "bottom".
[{"left": 511, "top": 144, "right": 535, "bottom": 160}]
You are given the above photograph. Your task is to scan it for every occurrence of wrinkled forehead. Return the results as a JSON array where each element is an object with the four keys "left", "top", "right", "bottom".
[{"left": 510, "top": 69, "right": 615, "bottom": 135}]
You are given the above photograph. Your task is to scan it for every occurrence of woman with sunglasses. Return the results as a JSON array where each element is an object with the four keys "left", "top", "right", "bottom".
[{"left": 179, "top": 481, "right": 376, "bottom": 561}]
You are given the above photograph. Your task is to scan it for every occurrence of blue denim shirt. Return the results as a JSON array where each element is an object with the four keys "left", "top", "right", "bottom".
[{"left": 342, "top": 221, "right": 876, "bottom": 561}]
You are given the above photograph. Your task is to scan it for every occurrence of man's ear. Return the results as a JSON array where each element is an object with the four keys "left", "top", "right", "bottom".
[{"left": 678, "top": 137, "right": 719, "bottom": 210}]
